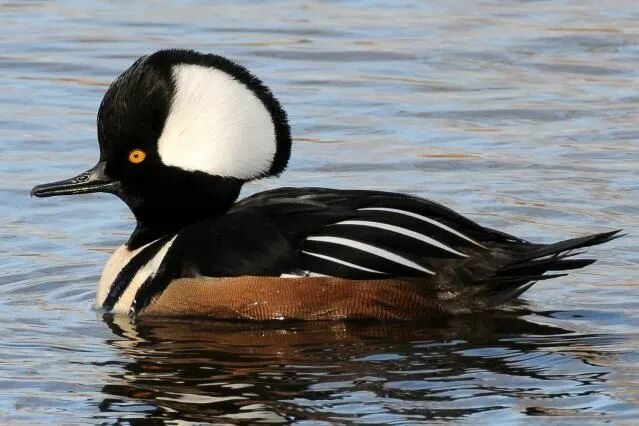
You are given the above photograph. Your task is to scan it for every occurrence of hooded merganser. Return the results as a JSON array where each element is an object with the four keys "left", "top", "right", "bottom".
[{"left": 32, "top": 49, "right": 621, "bottom": 320}]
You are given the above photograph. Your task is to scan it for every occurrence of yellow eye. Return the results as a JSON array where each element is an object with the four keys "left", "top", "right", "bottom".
[{"left": 128, "top": 149, "right": 146, "bottom": 164}]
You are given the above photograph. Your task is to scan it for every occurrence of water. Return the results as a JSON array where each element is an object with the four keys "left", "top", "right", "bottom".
[{"left": 1, "top": 0, "right": 638, "bottom": 423}]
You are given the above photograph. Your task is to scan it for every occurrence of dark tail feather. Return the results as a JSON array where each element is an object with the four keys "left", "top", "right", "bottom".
[
  {"left": 491, "top": 281, "right": 537, "bottom": 305},
  {"left": 514, "top": 230, "right": 623, "bottom": 263},
  {"left": 481, "top": 230, "right": 623, "bottom": 305},
  {"left": 499, "top": 253, "right": 596, "bottom": 276}
]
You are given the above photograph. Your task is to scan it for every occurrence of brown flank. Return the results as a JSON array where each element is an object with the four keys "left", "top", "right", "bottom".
[{"left": 141, "top": 276, "right": 474, "bottom": 320}]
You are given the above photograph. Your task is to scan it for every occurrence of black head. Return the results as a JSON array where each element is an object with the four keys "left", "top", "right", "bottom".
[{"left": 32, "top": 49, "right": 291, "bottom": 248}]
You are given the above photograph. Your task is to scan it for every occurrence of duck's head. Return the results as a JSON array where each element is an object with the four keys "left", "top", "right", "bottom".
[{"left": 32, "top": 49, "right": 291, "bottom": 247}]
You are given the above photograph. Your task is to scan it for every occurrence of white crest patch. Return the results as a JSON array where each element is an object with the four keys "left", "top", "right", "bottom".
[{"left": 158, "top": 64, "right": 276, "bottom": 179}]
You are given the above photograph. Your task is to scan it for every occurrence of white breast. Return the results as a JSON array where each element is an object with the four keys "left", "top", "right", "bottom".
[
  {"left": 113, "top": 236, "right": 177, "bottom": 314},
  {"left": 96, "top": 243, "right": 146, "bottom": 308},
  {"left": 96, "top": 237, "right": 176, "bottom": 313}
]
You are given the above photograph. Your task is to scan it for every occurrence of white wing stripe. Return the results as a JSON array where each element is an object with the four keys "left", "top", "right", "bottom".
[
  {"left": 358, "top": 207, "right": 486, "bottom": 248},
  {"left": 336, "top": 220, "right": 467, "bottom": 257},
  {"left": 280, "top": 271, "right": 331, "bottom": 278},
  {"left": 301, "top": 251, "right": 386, "bottom": 275},
  {"left": 306, "top": 236, "right": 435, "bottom": 275}
]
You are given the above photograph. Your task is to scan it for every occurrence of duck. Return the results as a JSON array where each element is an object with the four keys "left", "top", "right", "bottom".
[{"left": 31, "top": 49, "right": 621, "bottom": 320}]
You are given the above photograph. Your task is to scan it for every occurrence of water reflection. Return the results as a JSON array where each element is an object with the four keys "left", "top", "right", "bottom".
[
  {"left": 3, "top": 0, "right": 638, "bottom": 422},
  {"left": 95, "top": 313, "right": 617, "bottom": 423}
]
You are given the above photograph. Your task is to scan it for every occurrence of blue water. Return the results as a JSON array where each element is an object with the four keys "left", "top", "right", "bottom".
[{"left": 1, "top": 0, "right": 638, "bottom": 423}]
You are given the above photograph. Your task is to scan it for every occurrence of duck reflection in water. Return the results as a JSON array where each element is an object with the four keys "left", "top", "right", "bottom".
[{"left": 94, "top": 313, "right": 616, "bottom": 423}]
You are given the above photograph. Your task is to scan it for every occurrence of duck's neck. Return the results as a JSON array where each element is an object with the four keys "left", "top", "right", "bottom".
[
  {"left": 128, "top": 219, "right": 191, "bottom": 250},
  {"left": 123, "top": 177, "right": 244, "bottom": 250}
]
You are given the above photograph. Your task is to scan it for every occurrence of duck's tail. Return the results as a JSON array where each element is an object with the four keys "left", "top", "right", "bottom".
[{"left": 479, "top": 230, "right": 624, "bottom": 305}]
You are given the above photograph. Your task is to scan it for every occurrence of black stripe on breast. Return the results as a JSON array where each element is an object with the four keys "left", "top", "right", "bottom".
[
  {"left": 102, "top": 237, "right": 171, "bottom": 310},
  {"left": 131, "top": 239, "right": 182, "bottom": 314}
]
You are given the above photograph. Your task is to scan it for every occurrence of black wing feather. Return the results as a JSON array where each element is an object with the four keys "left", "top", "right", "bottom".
[
  {"left": 170, "top": 187, "right": 619, "bottom": 308},
  {"left": 303, "top": 237, "right": 432, "bottom": 276},
  {"left": 231, "top": 187, "right": 493, "bottom": 279}
]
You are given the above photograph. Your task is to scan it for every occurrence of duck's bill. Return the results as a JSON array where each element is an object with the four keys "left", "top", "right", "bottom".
[{"left": 31, "top": 161, "right": 119, "bottom": 198}]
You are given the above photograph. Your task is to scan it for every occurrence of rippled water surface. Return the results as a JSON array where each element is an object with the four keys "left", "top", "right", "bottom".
[{"left": 2, "top": 1, "right": 638, "bottom": 424}]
